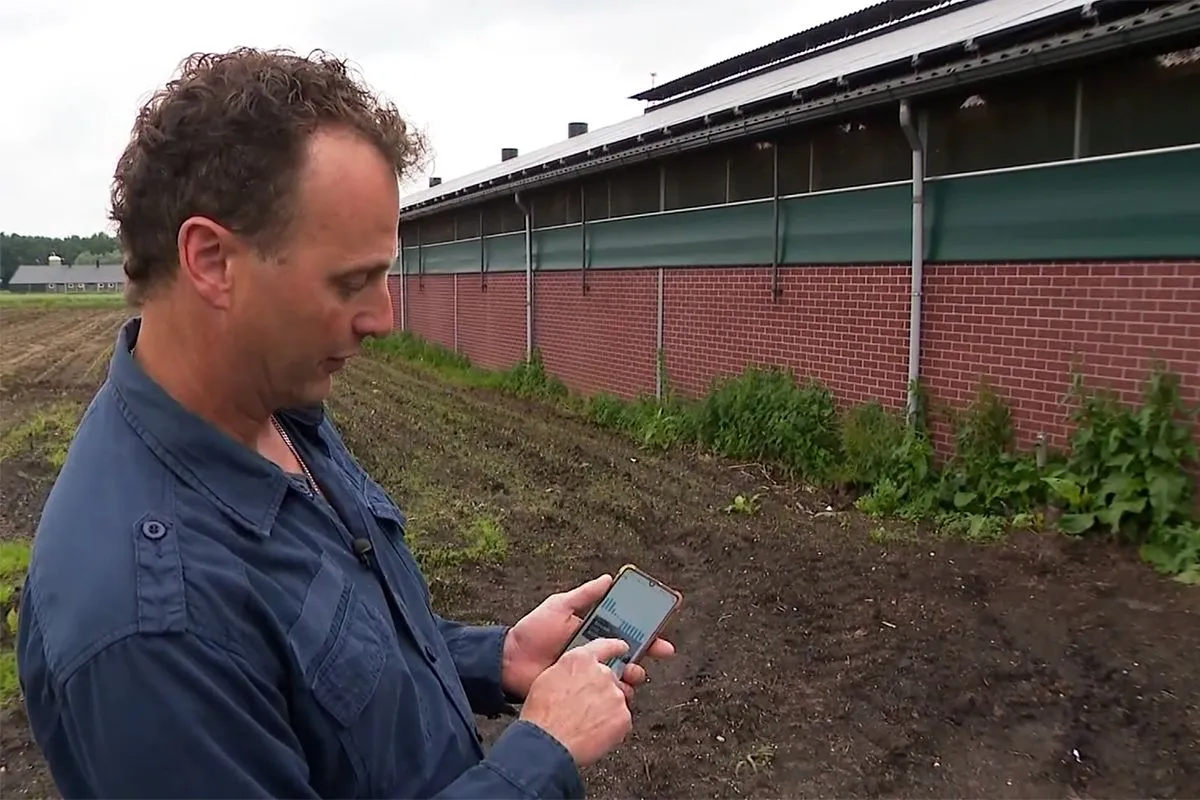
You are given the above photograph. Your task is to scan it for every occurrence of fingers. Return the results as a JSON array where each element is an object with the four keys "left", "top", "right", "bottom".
[
  {"left": 644, "top": 636, "right": 676, "bottom": 659},
  {"left": 553, "top": 574, "right": 613, "bottom": 614},
  {"left": 576, "top": 636, "right": 629, "bottom": 664},
  {"left": 620, "top": 662, "right": 647, "bottom": 687}
]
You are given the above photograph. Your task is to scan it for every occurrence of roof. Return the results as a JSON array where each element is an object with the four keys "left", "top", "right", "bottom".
[
  {"left": 400, "top": 0, "right": 1097, "bottom": 213},
  {"left": 10, "top": 264, "right": 127, "bottom": 285},
  {"left": 629, "top": 0, "right": 980, "bottom": 105}
]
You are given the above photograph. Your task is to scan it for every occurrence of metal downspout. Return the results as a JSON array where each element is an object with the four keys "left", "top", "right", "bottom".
[
  {"left": 656, "top": 267, "right": 665, "bottom": 400},
  {"left": 401, "top": 261, "right": 408, "bottom": 332},
  {"left": 899, "top": 99, "right": 925, "bottom": 426},
  {"left": 514, "top": 191, "right": 533, "bottom": 361}
]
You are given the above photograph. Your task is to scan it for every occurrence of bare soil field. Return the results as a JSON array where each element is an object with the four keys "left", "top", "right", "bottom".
[{"left": 2, "top": 303, "right": 1199, "bottom": 799}]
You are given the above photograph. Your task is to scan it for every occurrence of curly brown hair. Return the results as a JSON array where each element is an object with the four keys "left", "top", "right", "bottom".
[{"left": 110, "top": 47, "right": 428, "bottom": 305}]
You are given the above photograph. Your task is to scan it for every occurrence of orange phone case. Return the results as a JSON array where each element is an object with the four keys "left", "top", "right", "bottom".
[{"left": 564, "top": 564, "right": 683, "bottom": 663}]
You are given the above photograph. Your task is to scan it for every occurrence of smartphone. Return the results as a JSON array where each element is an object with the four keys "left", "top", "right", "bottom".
[{"left": 561, "top": 564, "right": 683, "bottom": 679}]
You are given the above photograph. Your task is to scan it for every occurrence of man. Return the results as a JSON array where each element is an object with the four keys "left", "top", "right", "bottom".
[{"left": 15, "top": 47, "right": 674, "bottom": 799}]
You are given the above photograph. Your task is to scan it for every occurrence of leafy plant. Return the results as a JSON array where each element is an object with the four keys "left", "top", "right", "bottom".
[
  {"left": 694, "top": 367, "right": 841, "bottom": 481},
  {"left": 840, "top": 400, "right": 908, "bottom": 486},
  {"left": 724, "top": 493, "right": 762, "bottom": 515},
  {"left": 371, "top": 330, "right": 1200, "bottom": 581},
  {"left": 1042, "top": 367, "right": 1199, "bottom": 577}
]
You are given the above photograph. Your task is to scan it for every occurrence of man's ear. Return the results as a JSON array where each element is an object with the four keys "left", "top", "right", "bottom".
[{"left": 177, "top": 216, "right": 243, "bottom": 310}]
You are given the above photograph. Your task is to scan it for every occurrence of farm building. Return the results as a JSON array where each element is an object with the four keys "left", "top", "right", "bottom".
[
  {"left": 392, "top": 0, "right": 1200, "bottom": 450},
  {"left": 7, "top": 262, "right": 126, "bottom": 293}
]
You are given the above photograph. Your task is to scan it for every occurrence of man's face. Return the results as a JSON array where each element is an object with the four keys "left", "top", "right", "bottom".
[{"left": 231, "top": 128, "right": 400, "bottom": 408}]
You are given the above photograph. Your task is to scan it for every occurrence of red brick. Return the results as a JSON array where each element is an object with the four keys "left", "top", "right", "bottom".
[
  {"left": 393, "top": 262, "right": 1200, "bottom": 458},
  {"left": 458, "top": 275, "right": 526, "bottom": 370}
]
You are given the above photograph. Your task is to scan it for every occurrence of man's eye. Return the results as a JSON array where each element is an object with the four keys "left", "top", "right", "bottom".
[{"left": 338, "top": 276, "right": 369, "bottom": 295}]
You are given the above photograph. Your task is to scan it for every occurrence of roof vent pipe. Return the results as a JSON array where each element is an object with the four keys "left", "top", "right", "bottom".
[
  {"left": 568, "top": 122, "right": 588, "bottom": 138},
  {"left": 501, "top": 147, "right": 518, "bottom": 161},
  {"left": 428, "top": 176, "right": 442, "bottom": 187}
]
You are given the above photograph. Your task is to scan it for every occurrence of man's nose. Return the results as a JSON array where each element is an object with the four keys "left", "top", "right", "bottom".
[{"left": 355, "top": 275, "right": 396, "bottom": 339}]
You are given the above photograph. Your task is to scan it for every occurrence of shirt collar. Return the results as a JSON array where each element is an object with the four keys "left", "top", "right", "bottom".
[{"left": 108, "top": 316, "right": 326, "bottom": 537}]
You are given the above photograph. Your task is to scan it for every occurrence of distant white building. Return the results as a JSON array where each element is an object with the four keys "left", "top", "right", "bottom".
[{"left": 7, "top": 262, "right": 126, "bottom": 293}]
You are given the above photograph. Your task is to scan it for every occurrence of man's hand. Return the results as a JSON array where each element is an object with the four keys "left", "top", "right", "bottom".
[
  {"left": 519, "top": 637, "right": 634, "bottom": 768},
  {"left": 501, "top": 574, "right": 676, "bottom": 701}
]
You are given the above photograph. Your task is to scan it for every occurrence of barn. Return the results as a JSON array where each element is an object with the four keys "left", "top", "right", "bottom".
[
  {"left": 7, "top": 263, "right": 127, "bottom": 294},
  {"left": 391, "top": 0, "right": 1200, "bottom": 450}
]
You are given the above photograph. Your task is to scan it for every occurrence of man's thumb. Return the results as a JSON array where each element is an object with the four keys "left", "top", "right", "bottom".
[
  {"left": 578, "top": 636, "right": 629, "bottom": 663},
  {"left": 560, "top": 574, "right": 613, "bottom": 611}
]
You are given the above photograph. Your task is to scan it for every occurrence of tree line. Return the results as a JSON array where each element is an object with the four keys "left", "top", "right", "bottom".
[{"left": 0, "top": 232, "right": 123, "bottom": 288}]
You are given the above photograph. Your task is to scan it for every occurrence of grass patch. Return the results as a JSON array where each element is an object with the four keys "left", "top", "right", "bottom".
[
  {"left": 366, "top": 331, "right": 1200, "bottom": 582},
  {"left": 415, "top": 513, "right": 509, "bottom": 574},
  {"left": 0, "top": 401, "right": 85, "bottom": 472},
  {"left": 0, "top": 539, "right": 32, "bottom": 707},
  {"left": 0, "top": 291, "right": 127, "bottom": 309},
  {"left": 348, "top": 449, "right": 511, "bottom": 603},
  {"left": 0, "top": 540, "right": 32, "bottom": 608},
  {"left": 365, "top": 332, "right": 568, "bottom": 401}
]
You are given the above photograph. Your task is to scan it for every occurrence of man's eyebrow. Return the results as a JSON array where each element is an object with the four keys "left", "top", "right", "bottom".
[{"left": 337, "top": 260, "right": 394, "bottom": 276}]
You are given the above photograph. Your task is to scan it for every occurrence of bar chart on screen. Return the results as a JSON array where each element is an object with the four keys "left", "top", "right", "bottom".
[{"left": 618, "top": 620, "right": 645, "bottom": 647}]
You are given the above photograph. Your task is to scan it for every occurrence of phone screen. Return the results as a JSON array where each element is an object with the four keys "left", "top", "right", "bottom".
[{"left": 564, "top": 568, "right": 678, "bottom": 677}]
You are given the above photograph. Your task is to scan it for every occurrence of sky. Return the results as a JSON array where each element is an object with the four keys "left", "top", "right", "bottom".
[{"left": 0, "top": 0, "right": 875, "bottom": 238}]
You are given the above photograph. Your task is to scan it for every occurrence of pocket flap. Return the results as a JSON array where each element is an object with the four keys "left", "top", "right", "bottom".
[{"left": 311, "top": 584, "right": 388, "bottom": 728}]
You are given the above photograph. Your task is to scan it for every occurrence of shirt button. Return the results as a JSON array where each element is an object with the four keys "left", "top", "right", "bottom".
[
  {"left": 141, "top": 520, "right": 167, "bottom": 540},
  {"left": 423, "top": 643, "right": 438, "bottom": 663}
]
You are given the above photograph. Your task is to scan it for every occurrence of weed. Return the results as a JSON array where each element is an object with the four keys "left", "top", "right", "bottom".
[
  {"left": 0, "top": 401, "right": 84, "bottom": 471},
  {"left": 493, "top": 350, "right": 568, "bottom": 400},
  {"left": 840, "top": 400, "right": 908, "bottom": 486},
  {"left": 0, "top": 539, "right": 32, "bottom": 707},
  {"left": 1044, "top": 368, "right": 1199, "bottom": 578},
  {"left": 365, "top": 330, "right": 472, "bottom": 372},
  {"left": 586, "top": 394, "right": 695, "bottom": 451},
  {"left": 369, "top": 331, "right": 1200, "bottom": 580},
  {"left": 0, "top": 651, "right": 18, "bottom": 706},
  {"left": 935, "top": 512, "right": 1008, "bottom": 544},
  {"left": 0, "top": 540, "right": 32, "bottom": 586},
  {"left": 724, "top": 493, "right": 762, "bottom": 515},
  {"left": 694, "top": 367, "right": 841, "bottom": 481},
  {"left": 414, "top": 513, "right": 509, "bottom": 574}
]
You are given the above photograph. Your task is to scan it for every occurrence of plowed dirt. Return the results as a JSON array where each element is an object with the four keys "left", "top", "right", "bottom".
[{"left": 1, "top": 304, "right": 1198, "bottom": 799}]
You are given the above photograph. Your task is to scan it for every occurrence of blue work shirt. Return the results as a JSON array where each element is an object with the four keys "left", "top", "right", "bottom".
[{"left": 16, "top": 317, "right": 585, "bottom": 799}]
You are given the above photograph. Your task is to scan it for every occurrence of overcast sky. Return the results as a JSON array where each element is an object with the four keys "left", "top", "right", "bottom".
[{"left": 0, "top": 0, "right": 873, "bottom": 238}]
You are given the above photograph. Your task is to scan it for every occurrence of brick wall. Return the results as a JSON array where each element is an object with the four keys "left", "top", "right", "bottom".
[
  {"left": 922, "top": 262, "right": 1200, "bottom": 449},
  {"left": 454, "top": 274, "right": 527, "bottom": 371},
  {"left": 392, "top": 263, "right": 1200, "bottom": 453},
  {"left": 387, "top": 275, "right": 402, "bottom": 329},
  {"left": 401, "top": 274, "right": 456, "bottom": 351},
  {"left": 664, "top": 267, "right": 911, "bottom": 409},
  {"left": 536, "top": 271, "right": 659, "bottom": 398}
]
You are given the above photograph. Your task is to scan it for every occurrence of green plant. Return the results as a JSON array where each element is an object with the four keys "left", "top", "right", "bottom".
[
  {"left": 694, "top": 367, "right": 841, "bottom": 481},
  {"left": 364, "top": 330, "right": 472, "bottom": 372},
  {"left": 724, "top": 493, "right": 762, "bottom": 515},
  {"left": 496, "top": 350, "right": 568, "bottom": 400},
  {"left": 0, "top": 402, "right": 84, "bottom": 471},
  {"left": 365, "top": 330, "right": 1200, "bottom": 581},
  {"left": 0, "top": 540, "right": 32, "bottom": 708},
  {"left": 840, "top": 400, "right": 907, "bottom": 486},
  {"left": 855, "top": 428, "right": 939, "bottom": 521},
  {"left": 936, "top": 380, "right": 1047, "bottom": 518},
  {"left": 935, "top": 512, "right": 1007, "bottom": 543},
  {"left": 1043, "top": 367, "right": 1199, "bottom": 577}
]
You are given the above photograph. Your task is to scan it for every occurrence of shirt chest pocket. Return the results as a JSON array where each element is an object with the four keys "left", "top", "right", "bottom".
[
  {"left": 363, "top": 484, "right": 435, "bottom": 611},
  {"left": 289, "top": 554, "right": 433, "bottom": 796}
]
